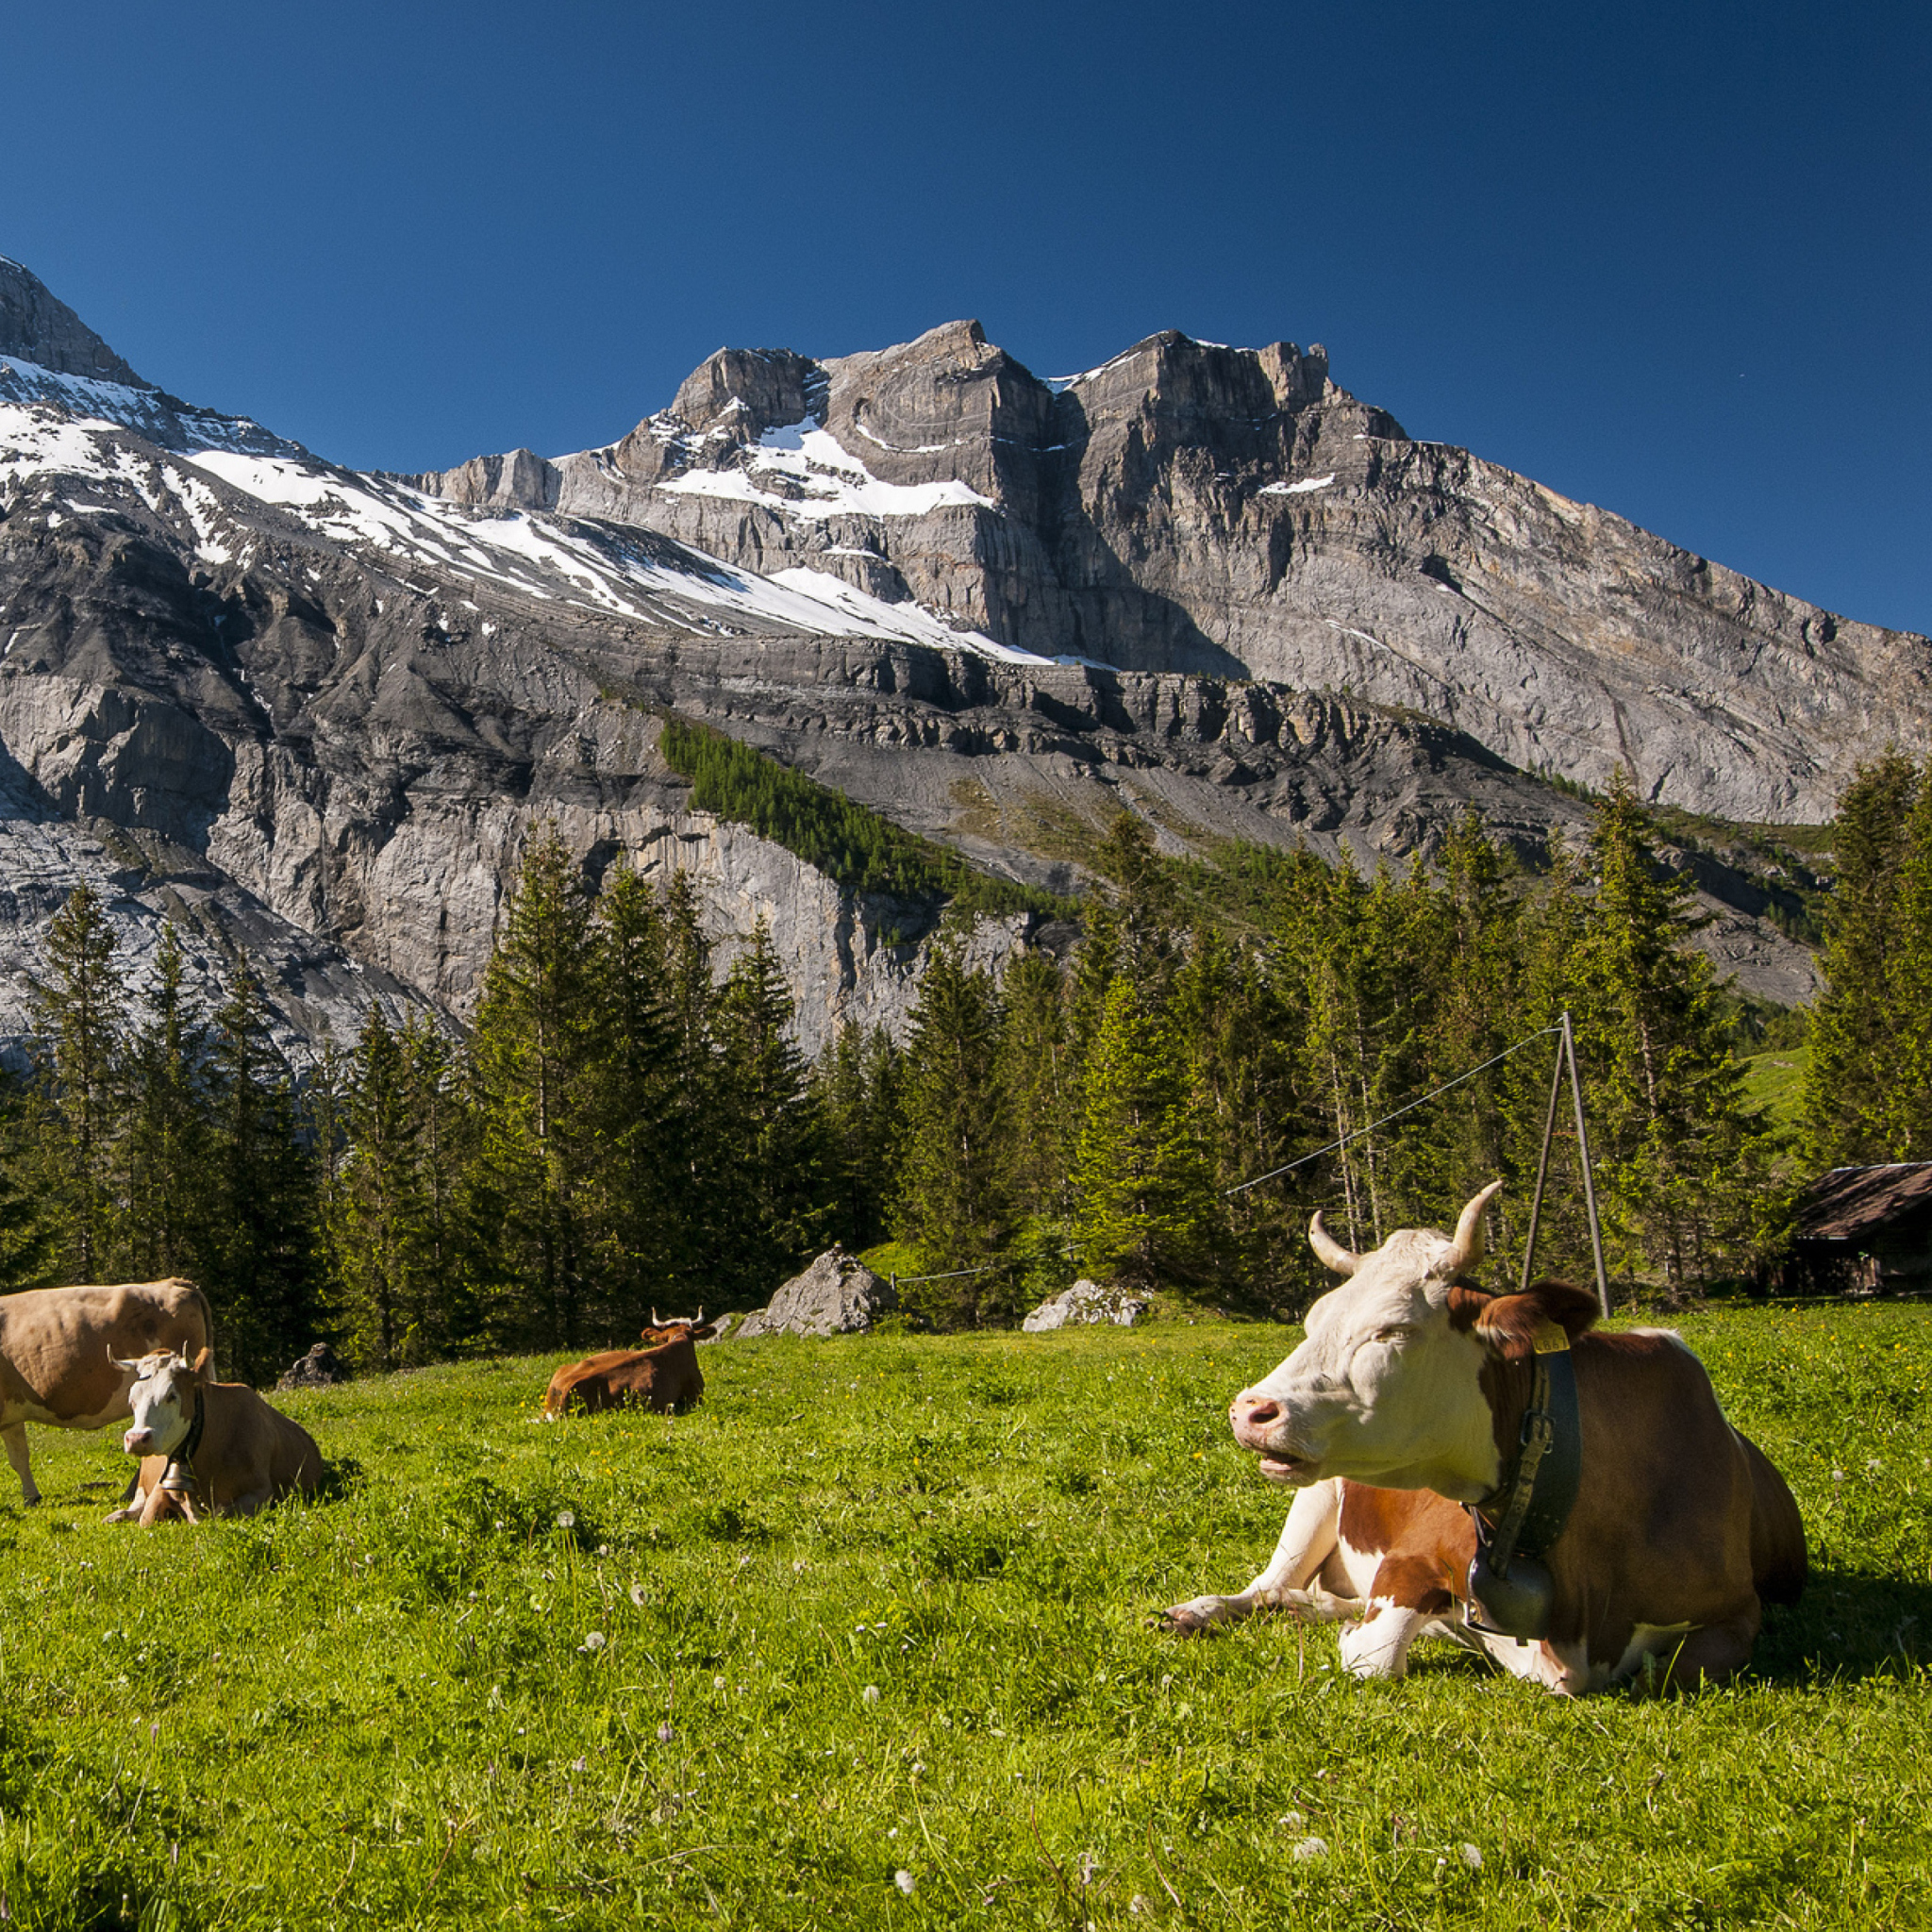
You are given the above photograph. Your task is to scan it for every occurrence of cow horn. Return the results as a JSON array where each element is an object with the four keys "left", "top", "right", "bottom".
[
  {"left": 1308, "top": 1211, "right": 1358, "bottom": 1276},
  {"left": 651, "top": 1307, "right": 661, "bottom": 1327},
  {"left": 1439, "top": 1181, "right": 1504, "bottom": 1277}
]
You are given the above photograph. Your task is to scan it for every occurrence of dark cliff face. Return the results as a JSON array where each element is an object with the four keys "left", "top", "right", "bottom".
[
  {"left": 0, "top": 257, "right": 147, "bottom": 386},
  {"left": 0, "top": 261, "right": 1866, "bottom": 1053}
]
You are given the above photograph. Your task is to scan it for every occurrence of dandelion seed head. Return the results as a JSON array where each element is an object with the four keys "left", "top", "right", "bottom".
[
  {"left": 1277, "top": 1809, "right": 1305, "bottom": 1829},
  {"left": 894, "top": 1871, "right": 916, "bottom": 1896},
  {"left": 1460, "top": 1843, "right": 1483, "bottom": 1870},
  {"left": 557, "top": 1509, "right": 575, "bottom": 1529},
  {"left": 1291, "top": 1836, "right": 1328, "bottom": 1862},
  {"left": 714, "top": 1675, "right": 725, "bottom": 1690},
  {"left": 628, "top": 1582, "right": 647, "bottom": 1608},
  {"left": 658, "top": 1721, "right": 675, "bottom": 1742},
  {"left": 862, "top": 1685, "right": 881, "bottom": 1706},
  {"left": 579, "top": 1631, "right": 607, "bottom": 1653}
]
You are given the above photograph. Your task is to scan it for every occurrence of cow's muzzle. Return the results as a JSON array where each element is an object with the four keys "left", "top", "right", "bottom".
[
  {"left": 124, "top": 1427, "right": 155, "bottom": 1455},
  {"left": 1229, "top": 1391, "right": 1319, "bottom": 1483}
]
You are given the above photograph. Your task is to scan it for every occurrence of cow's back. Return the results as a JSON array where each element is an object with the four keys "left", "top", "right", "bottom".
[{"left": 0, "top": 1280, "right": 210, "bottom": 1418}]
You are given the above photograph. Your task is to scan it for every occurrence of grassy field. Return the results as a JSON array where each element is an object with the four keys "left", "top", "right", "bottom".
[
  {"left": 2, "top": 1304, "right": 1927, "bottom": 1930},
  {"left": 1744, "top": 1047, "right": 1810, "bottom": 1130}
]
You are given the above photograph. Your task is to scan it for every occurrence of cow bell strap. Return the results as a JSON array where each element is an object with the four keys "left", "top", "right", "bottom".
[
  {"left": 1470, "top": 1320, "right": 1581, "bottom": 1578},
  {"left": 159, "top": 1389, "right": 205, "bottom": 1496}
]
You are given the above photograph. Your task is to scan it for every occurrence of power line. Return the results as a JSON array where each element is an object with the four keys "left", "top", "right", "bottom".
[{"left": 1223, "top": 1025, "right": 1564, "bottom": 1197}]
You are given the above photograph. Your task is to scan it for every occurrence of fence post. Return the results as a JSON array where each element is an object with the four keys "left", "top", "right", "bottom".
[{"left": 1520, "top": 1026, "right": 1569, "bottom": 1293}]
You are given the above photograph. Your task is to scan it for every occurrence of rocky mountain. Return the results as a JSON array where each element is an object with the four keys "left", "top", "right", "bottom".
[{"left": 0, "top": 256, "right": 1904, "bottom": 1057}]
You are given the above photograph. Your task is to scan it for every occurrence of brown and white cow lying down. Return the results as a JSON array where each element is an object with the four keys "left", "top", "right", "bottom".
[
  {"left": 541, "top": 1313, "right": 716, "bottom": 1420},
  {"left": 1165, "top": 1184, "right": 1807, "bottom": 1693},
  {"left": 0, "top": 1279, "right": 213, "bottom": 1506},
  {"left": 107, "top": 1348, "right": 325, "bottom": 1525}
]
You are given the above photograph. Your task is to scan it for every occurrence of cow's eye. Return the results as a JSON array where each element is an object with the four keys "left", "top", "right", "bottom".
[{"left": 1373, "top": 1325, "right": 1413, "bottom": 1343}]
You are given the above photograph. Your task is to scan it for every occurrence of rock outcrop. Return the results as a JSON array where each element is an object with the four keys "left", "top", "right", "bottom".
[
  {"left": 276, "top": 1341, "right": 349, "bottom": 1390},
  {"left": 1021, "top": 1279, "right": 1150, "bottom": 1331},
  {"left": 736, "top": 1248, "right": 896, "bottom": 1338}
]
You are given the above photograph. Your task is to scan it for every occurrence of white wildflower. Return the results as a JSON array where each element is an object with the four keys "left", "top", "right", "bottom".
[
  {"left": 863, "top": 1685, "right": 881, "bottom": 1706},
  {"left": 894, "top": 1871, "right": 916, "bottom": 1896},
  {"left": 597, "top": 1543, "right": 611, "bottom": 1557},
  {"left": 579, "top": 1631, "right": 607, "bottom": 1653},
  {"left": 628, "top": 1582, "right": 647, "bottom": 1608},
  {"left": 557, "top": 1509, "right": 576, "bottom": 1529},
  {"left": 1460, "top": 1843, "right": 1483, "bottom": 1870},
  {"left": 713, "top": 1675, "right": 725, "bottom": 1690},
  {"left": 1277, "top": 1810, "right": 1305, "bottom": 1829},
  {"left": 911, "top": 1761, "right": 925, "bottom": 1776},
  {"left": 1291, "top": 1836, "right": 1328, "bottom": 1862}
]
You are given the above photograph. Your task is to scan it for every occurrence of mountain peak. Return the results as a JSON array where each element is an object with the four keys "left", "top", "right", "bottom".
[{"left": 0, "top": 258, "right": 148, "bottom": 388}]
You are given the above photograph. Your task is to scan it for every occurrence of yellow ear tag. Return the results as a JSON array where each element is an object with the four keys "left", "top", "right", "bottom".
[{"left": 1531, "top": 1318, "right": 1571, "bottom": 1355}]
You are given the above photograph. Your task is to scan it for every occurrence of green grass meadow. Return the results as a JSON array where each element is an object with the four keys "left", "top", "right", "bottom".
[{"left": 2, "top": 1305, "right": 1927, "bottom": 1929}]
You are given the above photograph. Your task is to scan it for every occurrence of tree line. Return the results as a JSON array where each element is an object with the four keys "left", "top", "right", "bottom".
[{"left": 4, "top": 770, "right": 1801, "bottom": 1378}]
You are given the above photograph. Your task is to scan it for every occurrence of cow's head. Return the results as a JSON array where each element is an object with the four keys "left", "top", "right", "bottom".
[
  {"left": 110, "top": 1346, "right": 213, "bottom": 1457},
  {"left": 643, "top": 1308, "right": 715, "bottom": 1344},
  {"left": 1229, "top": 1183, "right": 1594, "bottom": 1503}
]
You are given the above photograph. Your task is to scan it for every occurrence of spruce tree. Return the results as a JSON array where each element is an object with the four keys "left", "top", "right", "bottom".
[
  {"left": 1576, "top": 772, "right": 1773, "bottom": 1299},
  {"left": 1806, "top": 753, "right": 1919, "bottom": 1166},
  {"left": 711, "top": 918, "right": 823, "bottom": 1302},
  {"left": 120, "top": 924, "right": 211, "bottom": 1282},
  {"left": 336, "top": 1006, "right": 423, "bottom": 1368},
  {"left": 27, "top": 884, "right": 127, "bottom": 1279},
  {"left": 1883, "top": 768, "right": 1932, "bottom": 1158},
  {"left": 1071, "top": 974, "right": 1216, "bottom": 1284},
  {"left": 813, "top": 1022, "right": 901, "bottom": 1253},
  {"left": 465, "top": 828, "right": 604, "bottom": 1348},
  {"left": 894, "top": 941, "right": 1012, "bottom": 1324},
  {"left": 201, "top": 963, "right": 321, "bottom": 1379}
]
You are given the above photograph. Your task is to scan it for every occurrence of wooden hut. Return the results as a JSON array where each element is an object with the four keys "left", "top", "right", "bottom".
[{"left": 1789, "top": 1162, "right": 1932, "bottom": 1294}]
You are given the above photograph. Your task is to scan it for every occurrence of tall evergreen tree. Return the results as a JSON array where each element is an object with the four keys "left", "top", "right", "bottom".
[
  {"left": 465, "top": 828, "right": 605, "bottom": 1348},
  {"left": 1805, "top": 753, "right": 1920, "bottom": 1166},
  {"left": 894, "top": 941, "right": 1012, "bottom": 1324},
  {"left": 200, "top": 963, "right": 321, "bottom": 1379},
  {"left": 120, "top": 924, "right": 210, "bottom": 1282},
  {"left": 1576, "top": 772, "right": 1773, "bottom": 1299},
  {"left": 1071, "top": 975, "right": 1217, "bottom": 1284},
  {"left": 28, "top": 884, "right": 127, "bottom": 1279},
  {"left": 813, "top": 1022, "right": 902, "bottom": 1253},
  {"left": 336, "top": 1007, "right": 427, "bottom": 1369},
  {"left": 711, "top": 918, "right": 823, "bottom": 1301}
]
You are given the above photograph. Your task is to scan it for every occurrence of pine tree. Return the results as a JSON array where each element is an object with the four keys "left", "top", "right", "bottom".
[
  {"left": 336, "top": 1007, "right": 424, "bottom": 1368},
  {"left": 120, "top": 924, "right": 211, "bottom": 1281},
  {"left": 1883, "top": 768, "right": 1932, "bottom": 1158},
  {"left": 27, "top": 884, "right": 127, "bottom": 1279},
  {"left": 711, "top": 918, "right": 823, "bottom": 1302},
  {"left": 0, "top": 1072, "right": 57, "bottom": 1291},
  {"left": 465, "top": 828, "right": 604, "bottom": 1347},
  {"left": 201, "top": 963, "right": 322, "bottom": 1379},
  {"left": 591, "top": 861, "right": 678, "bottom": 1319},
  {"left": 1071, "top": 975, "right": 1217, "bottom": 1284},
  {"left": 894, "top": 941, "right": 1012, "bottom": 1324},
  {"left": 1806, "top": 753, "right": 1919, "bottom": 1166},
  {"left": 1576, "top": 772, "right": 1773, "bottom": 1299},
  {"left": 654, "top": 871, "right": 724, "bottom": 1299},
  {"left": 814, "top": 1022, "right": 902, "bottom": 1253}
]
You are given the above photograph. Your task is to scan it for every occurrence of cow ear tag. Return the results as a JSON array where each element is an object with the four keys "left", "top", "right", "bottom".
[{"left": 1531, "top": 1317, "right": 1570, "bottom": 1356}]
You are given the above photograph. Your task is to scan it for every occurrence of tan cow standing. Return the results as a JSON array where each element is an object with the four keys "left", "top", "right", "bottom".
[
  {"left": 1166, "top": 1184, "right": 1806, "bottom": 1692},
  {"left": 0, "top": 1279, "right": 213, "bottom": 1506},
  {"left": 108, "top": 1347, "right": 324, "bottom": 1524},
  {"left": 541, "top": 1313, "right": 714, "bottom": 1420}
]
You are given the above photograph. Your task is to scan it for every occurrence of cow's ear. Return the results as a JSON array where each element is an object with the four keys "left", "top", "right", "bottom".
[
  {"left": 1460, "top": 1280, "right": 1599, "bottom": 1359},
  {"left": 190, "top": 1347, "right": 213, "bottom": 1377}
]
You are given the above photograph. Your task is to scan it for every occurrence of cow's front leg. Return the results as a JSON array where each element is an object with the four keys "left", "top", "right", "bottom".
[
  {"left": 1163, "top": 1478, "right": 1347, "bottom": 1634},
  {"left": 2, "top": 1423, "right": 38, "bottom": 1507},
  {"left": 217, "top": 1486, "right": 273, "bottom": 1518},
  {"left": 1336, "top": 1555, "right": 1460, "bottom": 1678}
]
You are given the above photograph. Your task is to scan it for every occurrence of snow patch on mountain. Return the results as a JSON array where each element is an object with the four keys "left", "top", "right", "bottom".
[
  {"left": 659, "top": 420, "right": 993, "bottom": 521},
  {"left": 0, "top": 355, "right": 300, "bottom": 458}
]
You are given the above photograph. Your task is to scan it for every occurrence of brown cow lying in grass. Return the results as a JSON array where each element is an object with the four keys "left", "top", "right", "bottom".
[
  {"left": 107, "top": 1347, "right": 325, "bottom": 1525},
  {"left": 542, "top": 1312, "right": 716, "bottom": 1420},
  {"left": 1166, "top": 1184, "right": 1806, "bottom": 1692}
]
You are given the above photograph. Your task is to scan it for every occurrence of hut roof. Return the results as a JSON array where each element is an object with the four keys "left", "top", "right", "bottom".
[{"left": 1795, "top": 1163, "right": 1932, "bottom": 1243}]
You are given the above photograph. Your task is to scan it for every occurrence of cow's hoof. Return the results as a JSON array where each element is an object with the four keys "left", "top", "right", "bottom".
[{"left": 1158, "top": 1601, "right": 1217, "bottom": 1637}]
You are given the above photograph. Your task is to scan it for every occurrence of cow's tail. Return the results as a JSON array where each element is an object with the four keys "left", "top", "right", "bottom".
[{"left": 1740, "top": 1429, "right": 1807, "bottom": 1607}]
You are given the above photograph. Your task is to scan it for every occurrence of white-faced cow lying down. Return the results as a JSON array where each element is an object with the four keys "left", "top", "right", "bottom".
[
  {"left": 1166, "top": 1184, "right": 1807, "bottom": 1693},
  {"left": 0, "top": 1279, "right": 213, "bottom": 1506},
  {"left": 107, "top": 1347, "right": 325, "bottom": 1525},
  {"left": 541, "top": 1312, "right": 716, "bottom": 1420}
]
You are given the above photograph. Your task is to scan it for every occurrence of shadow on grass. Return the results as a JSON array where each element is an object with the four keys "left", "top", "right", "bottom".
[{"left": 1751, "top": 1566, "right": 1932, "bottom": 1686}]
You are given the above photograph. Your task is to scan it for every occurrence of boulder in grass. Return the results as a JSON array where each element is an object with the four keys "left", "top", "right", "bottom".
[
  {"left": 1022, "top": 1279, "right": 1150, "bottom": 1333},
  {"left": 276, "top": 1341, "right": 349, "bottom": 1390},
  {"left": 736, "top": 1248, "right": 896, "bottom": 1339}
]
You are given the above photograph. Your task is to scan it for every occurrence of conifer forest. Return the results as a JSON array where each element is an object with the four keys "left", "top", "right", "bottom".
[{"left": 8, "top": 753, "right": 1904, "bottom": 1383}]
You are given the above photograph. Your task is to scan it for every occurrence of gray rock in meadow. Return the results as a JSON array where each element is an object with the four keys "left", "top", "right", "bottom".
[
  {"left": 1022, "top": 1278, "right": 1150, "bottom": 1332},
  {"left": 276, "top": 1341, "right": 349, "bottom": 1390},
  {"left": 736, "top": 1248, "right": 896, "bottom": 1339}
]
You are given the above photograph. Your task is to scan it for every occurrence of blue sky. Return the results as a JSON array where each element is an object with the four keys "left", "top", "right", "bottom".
[{"left": 9, "top": 1, "right": 1928, "bottom": 633}]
